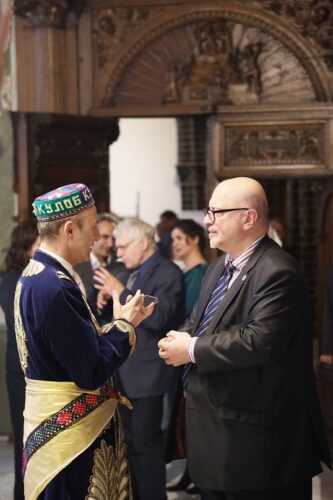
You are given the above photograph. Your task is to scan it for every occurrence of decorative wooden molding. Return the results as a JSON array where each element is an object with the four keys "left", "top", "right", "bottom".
[
  {"left": 261, "top": 0, "right": 333, "bottom": 71},
  {"left": 14, "top": 0, "right": 86, "bottom": 28},
  {"left": 207, "top": 106, "right": 333, "bottom": 179},
  {"left": 90, "top": 3, "right": 331, "bottom": 114},
  {"left": 225, "top": 124, "right": 325, "bottom": 166},
  {"left": 92, "top": 6, "right": 165, "bottom": 69}
]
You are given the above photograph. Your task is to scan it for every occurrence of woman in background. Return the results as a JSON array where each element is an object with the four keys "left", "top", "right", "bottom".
[
  {"left": 171, "top": 219, "right": 208, "bottom": 317},
  {"left": 0, "top": 220, "right": 39, "bottom": 500},
  {"left": 167, "top": 219, "right": 208, "bottom": 493}
]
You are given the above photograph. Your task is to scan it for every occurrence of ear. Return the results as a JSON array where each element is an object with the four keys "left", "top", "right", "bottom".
[
  {"left": 140, "top": 236, "right": 149, "bottom": 251},
  {"left": 63, "top": 220, "right": 75, "bottom": 239},
  {"left": 192, "top": 235, "right": 200, "bottom": 246},
  {"left": 243, "top": 209, "right": 258, "bottom": 229}
]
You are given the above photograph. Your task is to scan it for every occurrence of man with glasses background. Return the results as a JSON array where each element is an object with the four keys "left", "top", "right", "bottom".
[
  {"left": 94, "top": 217, "right": 185, "bottom": 500},
  {"left": 158, "top": 177, "right": 330, "bottom": 500}
]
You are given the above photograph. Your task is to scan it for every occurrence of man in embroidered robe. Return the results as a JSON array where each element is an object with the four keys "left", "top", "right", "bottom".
[{"left": 14, "top": 183, "right": 154, "bottom": 500}]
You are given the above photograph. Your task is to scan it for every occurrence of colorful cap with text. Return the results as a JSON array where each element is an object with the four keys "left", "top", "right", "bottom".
[{"left": 32, "top": 183, "right": 95, "bottom": 221}]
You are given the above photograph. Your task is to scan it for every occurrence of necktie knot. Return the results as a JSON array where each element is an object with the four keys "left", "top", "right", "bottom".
[{"left": 225, "top": 260, "right": 235, "bottom": 273}]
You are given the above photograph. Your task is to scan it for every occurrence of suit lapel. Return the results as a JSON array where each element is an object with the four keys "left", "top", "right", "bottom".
[
  {"left": 191, "top": 257, "right": 226, "bottom": 331},
  {"left": 204, "top": 237, "right": 274, "bottom": 335},
  {"left": 130, "top": 254, "right": 160, "bottom": 292}
]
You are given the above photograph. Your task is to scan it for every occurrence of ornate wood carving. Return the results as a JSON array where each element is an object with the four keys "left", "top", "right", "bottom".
[
  {"left": 14, "top": 0, "right": 86, "bottom": 28},
  {"left": 262, "top": 0, "right": 333, "bottom": 71},
  {"left": 91, "top": 5, "right": 330, "bottom": 112},
  {"left": 92, "top": 6, "right": 165, "bottom": 70},
  {"left": 206, "top": 109, "right": 333, "bottom": 180},
  {"left": 225, "top": 124, "right": 325, "bottom": 166},
  {"left": 163, "top": 20, "right": 263, "bottom": 105}
]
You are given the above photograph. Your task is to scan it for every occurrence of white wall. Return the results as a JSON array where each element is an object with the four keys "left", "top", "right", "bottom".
[{"left": 110, "top": 118, "right": 182, "bottom": 228}]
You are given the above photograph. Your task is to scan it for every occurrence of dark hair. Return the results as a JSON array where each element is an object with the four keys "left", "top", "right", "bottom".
[
  {"left": 160, "top": 210, "right": 177, "bottom": 221},
  {"left": 172, "top": 219, "right": 206, "bottom": 253},
  {"left": 1, "top": 220, "right": 39, "bottom": 274},
  {"left": 97, "top": 212, "right": 122, "bottom": 225}
]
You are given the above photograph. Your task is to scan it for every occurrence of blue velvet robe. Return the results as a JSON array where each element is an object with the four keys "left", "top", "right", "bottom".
[{"left": 16, "top": 249, "right": 134, "bottom": 499}]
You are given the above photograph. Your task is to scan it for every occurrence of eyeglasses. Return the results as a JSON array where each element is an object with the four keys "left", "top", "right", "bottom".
[
  {"left": 116, "top": 240, "right": 137, "bottom": 252},
  {"left": 203, "top": 207, "right": 249, "bottom": 223}
]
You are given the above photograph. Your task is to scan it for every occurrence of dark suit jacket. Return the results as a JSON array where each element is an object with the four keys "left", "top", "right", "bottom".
[
  {"left": 75, "top": 257, "right": 125, "bottom": 316},
  {"left": 182, "top": 236, "right": 331, "bottom": 492},
  {"left": 322, "top": 266, "right": 333, "bottom": 354},
  {"left": 0, "top": 269, "right": 22, "bottom": 372},
  {"left": 118, "top": 251, "right": 185, "bottom": 399}
]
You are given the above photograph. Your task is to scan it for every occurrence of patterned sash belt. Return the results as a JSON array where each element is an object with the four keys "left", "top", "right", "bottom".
[{"left": 22, "top": 381, "right": 122, "bottom": 475}]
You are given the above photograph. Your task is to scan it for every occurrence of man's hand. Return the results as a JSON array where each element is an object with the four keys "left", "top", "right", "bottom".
[
  {"left": 113, "top": 289, "right": 154, "bottom": 327},
  {"left": 94, "top": 268, "right": 125, "bottom": 310},
  {"left": 158, "top": 330, "right": 192, "bottom": 366},
  {"left": 94, "top": 268, "right": 125, "bottom": 294}
]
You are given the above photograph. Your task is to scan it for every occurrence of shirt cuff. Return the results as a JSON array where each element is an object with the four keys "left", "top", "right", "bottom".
[{"left": 188, "top": 337, "right": 198, "bottom": 363}]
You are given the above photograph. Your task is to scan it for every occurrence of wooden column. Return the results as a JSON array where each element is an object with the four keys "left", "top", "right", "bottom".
[
  {"left": 14, "top": 1, "right": 85, "bottom": 114},
  {"left": 12, "top": 113, "right": 30, "bottom": 222}
]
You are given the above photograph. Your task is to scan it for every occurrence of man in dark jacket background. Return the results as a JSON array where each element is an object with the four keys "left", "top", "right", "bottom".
[{"left": 95, "top": 216, "right": 185, "bottom": 500}]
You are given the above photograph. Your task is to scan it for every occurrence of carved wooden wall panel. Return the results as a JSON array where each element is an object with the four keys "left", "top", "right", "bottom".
[
  {"left": 207, "top": 106, "right": 333, "bottom": 179},
  {"left": 13, "top": 1, "right": 333, "bottom": 115},
  {"left": 86, "top": 2, "right": 332, "bottom": 116},
  {"left": 11, "top": 112, "right": 119, "bottom": 220}
]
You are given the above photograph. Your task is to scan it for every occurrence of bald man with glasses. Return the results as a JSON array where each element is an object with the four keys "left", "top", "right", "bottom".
[{"left": 159, "top": 177, "right": 331, "bottom": 500}]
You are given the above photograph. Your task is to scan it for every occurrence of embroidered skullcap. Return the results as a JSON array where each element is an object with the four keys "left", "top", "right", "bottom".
[{"left": 32, "top": 183, "right": 95, "bottom": 221}]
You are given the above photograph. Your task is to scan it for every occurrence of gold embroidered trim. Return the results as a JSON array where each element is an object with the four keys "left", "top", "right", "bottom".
[
  {"left": 100, "top": 320, "right": 136, "bottom": 356},
  {"left": 86, "top": 411, "right": 133, "bottom": 500},
  {"left": 22, "top": 259, "right": 45, "bottom": 277},
  {"left": 86, "top": 440, "right": 116, "bottom": 499},
  {"left": 56, "top": 270, "right": 72, "bottom": 282},
  {"left": 14, "top": 281, "right": 28, "bottom": 374},
  {"left": 57, "top": 272, "right": 102, "bottom": 333},
  {"left": 57, "top": 272, "right": 136, "bottom": 355}
]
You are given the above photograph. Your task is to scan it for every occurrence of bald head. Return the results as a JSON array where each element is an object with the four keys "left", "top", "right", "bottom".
[
  {"left": 206, "top": 177, "right": 269, "bottom": 257},
  {"left": 213, "top": 177, "right": 269, "bottom": 221}
]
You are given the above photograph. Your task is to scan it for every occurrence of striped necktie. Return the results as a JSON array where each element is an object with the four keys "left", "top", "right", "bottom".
[{"left": 182, "top": 260, "right": 235, "bottom": 387}]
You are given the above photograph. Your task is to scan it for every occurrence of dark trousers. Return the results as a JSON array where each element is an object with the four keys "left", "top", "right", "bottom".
[
  {"left": 119, "top": 395, "right": 166, "bottom": 500},
  {"left": 6, "top": 371, "right": 26, "bottom": 500},
  {"left": 201, "top": 478, "right": 312, "bottom": 500}
]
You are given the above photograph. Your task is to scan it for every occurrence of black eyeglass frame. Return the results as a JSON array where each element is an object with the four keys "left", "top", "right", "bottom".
[{"left": 203, "top": 207, "right": 249, "bottom": 222}]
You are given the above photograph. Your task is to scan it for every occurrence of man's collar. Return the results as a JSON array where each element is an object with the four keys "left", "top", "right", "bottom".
[
  {"left": 38, "top": 247, "right": 75, "bottom": 277},
  {"left": 226, "top": 235, "right": 265, "bottom": 270},
  {"left": 136, "top": 250, "right": 159, "bottom": 273}
]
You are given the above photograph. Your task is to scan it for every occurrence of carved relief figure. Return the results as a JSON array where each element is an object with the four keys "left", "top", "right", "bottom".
[
  {"left": 164, "top": 19, "right": 264, "bottom": 105},
  {"left": 262, "top": 0, "right": 333, "bottom": 70}
]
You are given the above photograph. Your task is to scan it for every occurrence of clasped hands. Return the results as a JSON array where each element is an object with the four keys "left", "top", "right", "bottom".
[{"left": 158, "top": 330, "right": 192, "bottom": 366}]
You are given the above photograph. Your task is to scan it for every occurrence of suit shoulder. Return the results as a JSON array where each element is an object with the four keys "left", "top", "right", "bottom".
[
  {"left": 262, "top": 244, "right": 298, "bottom": 271},
  {"left": 158, "top": 256, "right": 183, "bottom": 275}
]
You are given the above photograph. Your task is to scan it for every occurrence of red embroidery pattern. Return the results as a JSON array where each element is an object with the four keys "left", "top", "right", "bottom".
[{"left": 22, "top": 382, "right": 117, "bottom": 475}]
